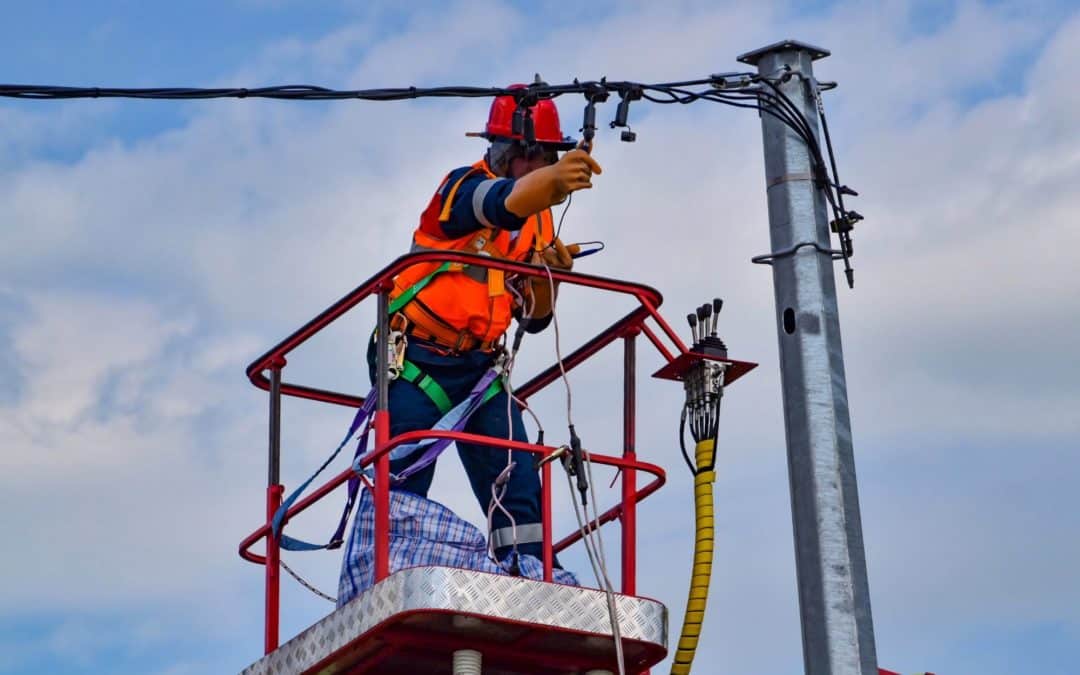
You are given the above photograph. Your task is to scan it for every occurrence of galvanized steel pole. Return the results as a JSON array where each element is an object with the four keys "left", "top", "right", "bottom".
[{"left": 737, "top": 40, "right": 878, "bottom": 675}]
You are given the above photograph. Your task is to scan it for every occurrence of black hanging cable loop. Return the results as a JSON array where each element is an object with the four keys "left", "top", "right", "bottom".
[{"left": 679, "top": 404, "right": 695, "bottom": 475}]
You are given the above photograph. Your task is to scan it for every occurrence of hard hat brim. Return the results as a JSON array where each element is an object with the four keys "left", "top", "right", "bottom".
[{"left": 467, "top": 132, "right": 579, "bottom": 151}]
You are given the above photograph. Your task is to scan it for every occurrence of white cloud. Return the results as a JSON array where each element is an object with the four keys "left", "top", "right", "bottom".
[{"left": 6, "top": 292, "right": 191, "bottom": 432}]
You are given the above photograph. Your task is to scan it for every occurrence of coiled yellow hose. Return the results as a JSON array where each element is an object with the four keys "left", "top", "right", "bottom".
[{"left": 670, "top": 438, "right": 716, "bottom": 674}]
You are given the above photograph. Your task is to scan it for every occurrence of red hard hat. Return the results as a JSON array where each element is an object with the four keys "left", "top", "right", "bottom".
[{"left": 472, "top": 84, "right": 577, "bottom": 150}]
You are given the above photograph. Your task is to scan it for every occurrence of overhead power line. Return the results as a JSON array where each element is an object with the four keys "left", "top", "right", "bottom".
[{"left": 0, "top": 72, "right": 861, "bottom": 285}]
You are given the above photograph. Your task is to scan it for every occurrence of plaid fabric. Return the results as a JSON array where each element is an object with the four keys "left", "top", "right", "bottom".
[{"left": 337, "top": 489, "right": 579, "bottom": 607}]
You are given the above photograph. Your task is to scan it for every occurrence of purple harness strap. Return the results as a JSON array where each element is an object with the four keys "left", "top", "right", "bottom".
[
  {"left": 326, "top": 390, "right": 378, "bottom": 548},
  {"left": 384, "top": 366, "right": 502, "bottom": 483},
  {"left": 329, "top": 365, "right": 501, "bottom": 547}
]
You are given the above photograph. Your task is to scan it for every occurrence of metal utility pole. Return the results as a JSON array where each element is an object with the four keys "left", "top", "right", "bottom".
[{"left": 737, "top": 40, "right": 878, "bottom": 675}]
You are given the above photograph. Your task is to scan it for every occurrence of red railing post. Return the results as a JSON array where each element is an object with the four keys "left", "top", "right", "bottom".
[
  {"left": 542, "top": 461, "right": 553, "bottom": 582},
  {"left": 264, "top": 483, "right": 283, "bottom": 653},
  {"left": 374, "top": 287, "right": 391, "bottom": 582},
  {"left": 621, "top": 331, "right": 638, "bottom": 595},
  {"left": 265, "top": 361, "right": 285, "bottom": 654},
  {"left": 374, "top": 410, "right": 390, "bottom": 581}
]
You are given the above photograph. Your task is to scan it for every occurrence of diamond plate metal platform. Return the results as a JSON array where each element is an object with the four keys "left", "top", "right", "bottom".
[{"left": 242, "top": 566, "right": 668, "bottom": 675}]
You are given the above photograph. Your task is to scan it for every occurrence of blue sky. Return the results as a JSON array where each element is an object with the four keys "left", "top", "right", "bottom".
[{"left": 2, "top": 1, "right": 1078, "bottom": 674}]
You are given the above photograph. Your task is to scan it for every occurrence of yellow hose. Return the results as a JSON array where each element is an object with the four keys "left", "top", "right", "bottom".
[{"left": 670, "top": 438, "right": 716, "bottom": 675}]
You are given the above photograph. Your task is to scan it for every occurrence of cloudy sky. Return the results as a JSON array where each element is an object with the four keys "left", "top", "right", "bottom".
[{"left": 2, "top": 1, "right": 1078, "bottom": 673}]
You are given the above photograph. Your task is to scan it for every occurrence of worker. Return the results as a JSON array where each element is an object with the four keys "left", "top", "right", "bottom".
[{"left": 339, "top": 86, "right": 602, "bottom": 601}]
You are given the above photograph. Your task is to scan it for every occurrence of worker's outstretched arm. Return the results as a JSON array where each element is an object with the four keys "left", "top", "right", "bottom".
[{"left": 505, "top": 149, "right": 602, "bottom": 218}]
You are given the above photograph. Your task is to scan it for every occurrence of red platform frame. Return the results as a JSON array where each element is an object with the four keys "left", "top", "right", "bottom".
[{"left": 238, "top": 251, "right": 757, "bottom": 655}]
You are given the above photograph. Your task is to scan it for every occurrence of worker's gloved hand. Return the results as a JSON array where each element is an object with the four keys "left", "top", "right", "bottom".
[
  {"left": 506, "top": 150, "right": 603, "bottom": 217},
  {"left": 540, "top": 238, "right": 579, "bottom": 270},
  {"left": 549, "top": 150, "right": 603, "bottom": 202},
  {"left": 525, "top": 238, "right": 580, "bottom": 319}
]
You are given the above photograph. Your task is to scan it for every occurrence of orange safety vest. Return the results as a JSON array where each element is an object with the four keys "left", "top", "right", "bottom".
[{"left": 390, "top": 160, "right": 555, "bottom": 348}]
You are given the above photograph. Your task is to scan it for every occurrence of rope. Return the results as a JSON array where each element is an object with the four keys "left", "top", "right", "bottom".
[
  {"left": 542, "top": 258, "right": 626, "bottom": 675},
  {"left": 280, "top": 558, "right": 336, "bottom": 604}
]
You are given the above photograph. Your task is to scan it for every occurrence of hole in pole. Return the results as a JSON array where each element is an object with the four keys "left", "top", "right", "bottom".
[{"left": 783, "top": 308, "right": 796, "bottom": 334}]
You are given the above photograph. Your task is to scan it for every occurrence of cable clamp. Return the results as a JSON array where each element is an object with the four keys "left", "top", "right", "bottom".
[
  {"left": 830, "top": 210, "right": 863, "bottom": 234},
  {"left": 708, "top": 72, "right": 755, "bottom": 89},
  {"left": 766, "top": 172, "right": 814, "bottom": 189},
  {"left": 493, "top": 349, "right": 511, "bottom": 376},
  {"left": 751, "top": 240, "right": 844, "bottom": 265}
]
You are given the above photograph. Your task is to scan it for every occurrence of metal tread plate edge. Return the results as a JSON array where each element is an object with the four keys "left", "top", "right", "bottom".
[{"left": 242, "top": 566, "right": 668, "bottom": 675}]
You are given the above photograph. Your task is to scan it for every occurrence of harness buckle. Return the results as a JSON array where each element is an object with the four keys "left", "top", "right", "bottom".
[
  {"left": 453, "top": 331, "right": 469, "bottom": 353},
  {"left": 493, "top": 349, "right": 511, "bottom": 375},
  {"left": 387, "top": 329, "right": 408, "bottom": 380}
]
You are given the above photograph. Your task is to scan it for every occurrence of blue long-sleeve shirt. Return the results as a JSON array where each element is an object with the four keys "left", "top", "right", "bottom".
[{"left": 438, "top": 166, "right": 527, "bottom": 238}]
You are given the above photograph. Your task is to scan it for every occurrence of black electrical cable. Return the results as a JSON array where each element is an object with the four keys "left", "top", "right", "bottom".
[
  {"left": 681, "top": 394, "right": 723, "bottom": 477},
  {"left": 679, "top": 404, "right": 696, "bottom": 475},
  {"left": 758, "top": 80, "right": 842, "bottom": 211},
  {"left": 0, "top": 79, "right": 728, "bottom": 102},
  {"left": 3, "top": 73, "right": 862, "bottom": 285},
  {"left": 813, "top": 94, "right": 857, "bottom": 274},
  {"left": 759, "top": 83, "right": 828, "bottom": 166},
  {"left": 0, "top": 78, "right": 835, "bottom": 189},
  {"left": 781, "top": 95, "right": 855, "bottom": 274},
  {"left": 0, "top": 78, "right": 827, "bottom": 163},
  {"left": 756, "top": 76, "right": 858, "bottom": 285},
  {"left": 553, "top": 192, "right": 573, "bottom": 242}
]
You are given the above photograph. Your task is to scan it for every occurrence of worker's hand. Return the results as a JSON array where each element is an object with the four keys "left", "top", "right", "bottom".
[
  {"left": 506, "top": 148, "right": 603, "bottom": 217},
  {"left": 540, "top": 238, "right": 579, "bottom": 270},
  {"left": 525, "top": 238, "right": 578, "bottom": 318},
  {"left": 550, "top": 149, "right": 603, "bottom": 201}
]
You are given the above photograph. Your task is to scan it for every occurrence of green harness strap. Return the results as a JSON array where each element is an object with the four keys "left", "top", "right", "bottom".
[
  {"left": 400, "top": 360, "right": 454, "bottom": 414},
  {"left": 388, "top": 260, "right": 504, "bottom": 413},
  {"left": 399, "top": 359, "right": 502, "bottom": 415},
  {"left": 479, "top": 377, "right": 503, "bottom": 404},
  {"left": 387, "top": 261, "right": 452, "bottom": 315}
]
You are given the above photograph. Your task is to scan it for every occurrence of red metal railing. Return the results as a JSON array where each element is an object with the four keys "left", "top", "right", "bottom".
[{"left": 239, "top": 251, "right": 695, "bottom": 654}]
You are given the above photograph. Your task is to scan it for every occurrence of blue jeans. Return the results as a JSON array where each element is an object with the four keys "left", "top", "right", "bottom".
[{"left": 367, "top": 335, "right": 553, "bottom": 563}]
